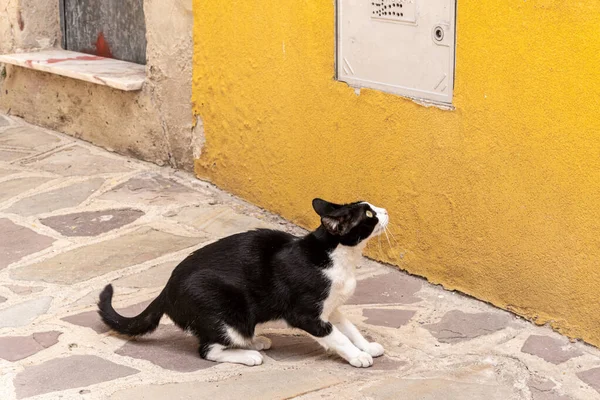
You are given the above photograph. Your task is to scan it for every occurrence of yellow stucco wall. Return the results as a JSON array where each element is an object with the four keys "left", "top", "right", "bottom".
[{"left": 192, "top": 1, "right": 600, "bottom": 346}]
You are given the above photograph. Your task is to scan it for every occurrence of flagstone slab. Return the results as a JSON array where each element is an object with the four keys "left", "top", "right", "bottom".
[
  {"left": 5, "top": 285, "right": 44, "bottom": 295},
  {"left": 0, "top": 167, "right": 18, "bottom": 178},
  {"left": 113, "top": 260, "right": 177, "bottom": 288},
  {"left": 0, "top": 296, "right": 53, "bottom": 328},
  {"left": 4, "top": 178, "right": 104, "bottom": 216},
  {"left": 0, "top": 126, "right": 63, "bottom": 151},
  {"left": 362, "top": 308, "right": 416, "bottom": 328},
  {"left": 11, "top": 228, "right": 203, "bottom": 284},
  {"left": 13, "top": 355, "right": 139, "bottom": 399},
  {"left": 264, "top": 334, "right": 324, "bottom": 361},
  {"left": 0, "top": 176, "right": 50, "bottom": 203},
  {"left": 0, "top": 331, "right": 61, "bottom": 361},
  {"left": 361, "top": 377, "right": 518, "bottom": 400},
  {"left": 521, "top": 335, "right": 583, "bottom": 364},
  {"left": 0, "top": 219, "right": 55, "bottom": 270},
  {"left": 424, "top": 310, "right": 510, "bottom": 343},
  {"left": 40, "top": 208, "right": 144, "bottom": 237},
  {"left": 0, "top": 149, "right": 32, "bottom": 161},
  {"left": 349, "top": 271, "right": 422, "bottom": 305},
  {"left": 62, "top": 299, "right": 153, "bottom": 334},
  {"left": 173, "top": 206, "right": 277, "bottom": 237},
  {"left": 577, "top": 367, "right": 600, "bottom": 394},
  {"left": 21, "top": 145, "right": 132, "bottom": 176},
  {"left": 109, "top": 366, "right": 344, "bottom": 400},
  {"left": 115, "top": 325, "right": 215, "bottom": 372},
  {"left": 98, "top": 173, "right": 198, "bottom": 206}
]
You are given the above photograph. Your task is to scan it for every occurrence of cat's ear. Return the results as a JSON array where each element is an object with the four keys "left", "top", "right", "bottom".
[
  {"left": 312, "top": 198, "right": 342, "bottom": 216},
  {"left": 321, "top": 215, "right": 353, "bottom": 236}
]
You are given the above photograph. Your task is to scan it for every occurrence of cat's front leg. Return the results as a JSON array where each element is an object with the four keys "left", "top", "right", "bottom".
[
  {"left": 329, "top": 309, "right": 384, "bottom": 357},
  {"left": 291, "top": 317, "right": 373, "bottom": 368}
]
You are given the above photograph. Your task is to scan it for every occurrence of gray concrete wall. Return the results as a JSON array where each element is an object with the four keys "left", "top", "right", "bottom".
[{"left": 0, "top": 0, "right": 201, "bottom": 171}]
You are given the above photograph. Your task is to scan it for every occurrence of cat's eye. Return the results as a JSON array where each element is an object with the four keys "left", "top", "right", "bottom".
[{"left": 366, "top": 210, "right": 374, "bottom": 218}]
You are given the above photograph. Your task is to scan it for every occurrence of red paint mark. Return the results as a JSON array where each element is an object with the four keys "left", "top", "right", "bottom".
[
  {"left": 25, "top": 60, "right": 33, "bottom": 68},
  {"left": 46, "top": 56, "right": 104, "bottom": 64},
  {"left": 94, "top": 32, "right": 113, "bottom": 58}
]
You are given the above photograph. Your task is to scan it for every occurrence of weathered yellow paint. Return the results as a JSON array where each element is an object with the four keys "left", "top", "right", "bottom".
[{"left": 192, "top": 1, "right": 600, "bottom": 345}]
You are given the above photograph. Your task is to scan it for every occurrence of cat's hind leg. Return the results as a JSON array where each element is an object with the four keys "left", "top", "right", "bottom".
[
  {"left": 197, "top": 324, "right": 265, "bottom": 366},
  {"left": 201, "top": 343, "right": 264, "bottom": 366},
  {"left": 250, "top": 335, "right": 272, "bottom": 350}
]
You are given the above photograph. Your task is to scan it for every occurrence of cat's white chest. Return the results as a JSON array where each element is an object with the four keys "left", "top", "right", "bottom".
[{"left": 320, "top": 245, "right": 360, "bottom": 321}]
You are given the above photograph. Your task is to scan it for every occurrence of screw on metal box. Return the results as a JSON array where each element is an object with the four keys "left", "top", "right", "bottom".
[{"left": 433, "top": 26, "right": 444, "bottom": 41}]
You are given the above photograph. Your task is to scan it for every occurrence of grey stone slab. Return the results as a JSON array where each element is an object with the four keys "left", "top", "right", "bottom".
[
  {"left": 332, "top": 356, "right": 407, "bottom": 372},
  {"left": 116, "top": 325, "right": 215, "bottom": 372},
  {"left": 0, "top": 219, "right": 55, "bottom": 270},
  {"left": 578, "top": 367, "right": 600, "bottom": 394},
  {"left": 0, "top": 331, "right": 61, "bottom": 361},
  {"left": 110, "top": 367, "right": 344, "bottom": 400},
  {"left": 361, "top": 377, "right": 518, "bottom": 400},
  {"left": 173, "top": 205, "right": 277, "bottom": 237},
  {"left": 40, "top": 208, "right": 144, "bottom": 237},
  {"left": 0, "top": 168, "right": 18, "bottom": 178},
  {"left": 0, "top": 176, "right": 49, "bottom": 203},
  {"left": 0, "top": 150, "right": 32, "bottom": 161},
  {"left": 0, "top": 296, "right": 6, "bottom": 303},
  {"left": 265, "top": 334, "right": 324, "bottom": 361},
  {"left": 0, "top": 126, "right": 62, "bottom": 150},
  {"left": 0, "top": 297, "right": 53, "bottom": 328},
  {"left": 14, "top": 355, "right": 138, "bottom": 399},
  {"left": 62, "top": 310, "right": 109, "bottom": 334},
  {"left": 424, "top": 310, "right": 510, "bottom": 343},
  {"left": 368, "top": 357, "right": 407, "bottom": 371},
  {"left": 529, "top": 377, "right": 556, "bottom": 392},
  {"left": 349, "top": 271, "right": 422, "bottom": 305},
  {"left": 362, "top": 309, "right": 416, "bottom": 328},
  {"left": 4, "top": 178, "right": 105, "bottom": 216},
  {"left": 62, "top": 299, "right": 153, "bottom": 334},
  {"left": 22, "top": 145, "right": 132, "bottom": 176},
  {"left": 258, "top": 320, "right": 289, "bottom": 330},
  {"left": 531, "top": 389, "right": 571, "bottom": 400},
  {"left": 0, "top": 115, "right": 9, "bottom": 127},
  {"left": 98, "top": 173, "right": 198, "bottom": 206},
  {"left": 5, "top": 285, "right": 44, "bottom": 295},
  {"left": 11, "top": 228, "right": 202, "bottom": 284},
  {"left": 521, "top": 335, "right": 583, "bottom": 364},
  {"left": 113, "top": 260, "right": 177, "bottom": 288},
  {"left": 528, "top": 376, "right": 571, "bottom": 399}
]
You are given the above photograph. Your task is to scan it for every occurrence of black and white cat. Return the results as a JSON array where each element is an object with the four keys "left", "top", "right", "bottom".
[{"left": 98, "top": 198, "right": 389, "bottom": 368}]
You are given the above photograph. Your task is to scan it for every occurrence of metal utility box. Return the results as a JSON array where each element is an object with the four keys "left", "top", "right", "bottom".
[{"left": 337, "top": 0, "right": 456, "bottom": 104}]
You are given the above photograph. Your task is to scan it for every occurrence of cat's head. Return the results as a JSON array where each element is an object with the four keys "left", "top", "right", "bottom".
[{"left": 312, "top": 198, "right": 389, "bottom": 246}]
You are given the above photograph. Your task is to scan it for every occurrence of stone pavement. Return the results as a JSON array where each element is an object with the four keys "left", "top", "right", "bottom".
[{"left": 0, "top": 114, "right": 599, "bottom": 400}]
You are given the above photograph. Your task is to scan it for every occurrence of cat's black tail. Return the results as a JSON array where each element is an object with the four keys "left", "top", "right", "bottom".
[{"left": 97, "top": 284, "right": 166, "bottom": 336}]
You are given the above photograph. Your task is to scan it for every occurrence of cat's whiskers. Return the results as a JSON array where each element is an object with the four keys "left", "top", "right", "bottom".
[
  {"left": 384, "top": 224, "right": 406, "bottom": 261},
  {"left": 382, "top": 225, "right": 392, "bottom": 249},
  {"left": 385, "top": 224, "right": 400, "bottom": 247},
  {"left": 377, "top": 233, "right": 384, "bottom": 257}
]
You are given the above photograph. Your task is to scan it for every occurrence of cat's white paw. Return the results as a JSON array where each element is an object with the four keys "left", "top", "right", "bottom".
[
  {"left": 363, "top": 342, "right": 384, "bottom": 357},
  {"left": 239, "top": 350, "right": 264, "bottom": 366},
  {"left": 349, "top": 351, "right": 373, "bottom": 368},
  {"left": 252, "top": 336, "right": 272, "bottom": 350}
]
